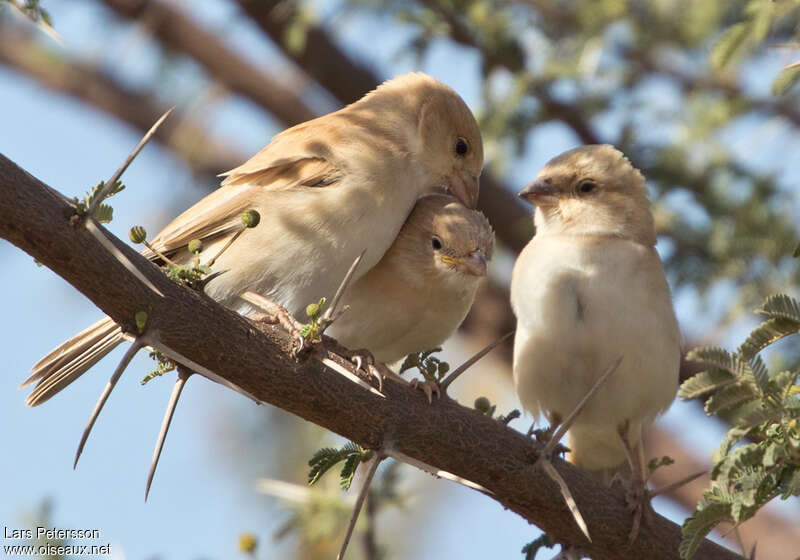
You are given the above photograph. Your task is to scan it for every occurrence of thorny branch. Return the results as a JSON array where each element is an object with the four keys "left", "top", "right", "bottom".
[{"left": 0, "top": 154, "right": 741, "bottom": 560}]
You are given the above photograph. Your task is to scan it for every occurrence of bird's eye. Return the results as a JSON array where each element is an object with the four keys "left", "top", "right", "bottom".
[
  {"left": 432, "top": 237, "right": 443, "bottom": 250},
  {"left": 578, "top": 180, "right": 597, "bottom": 194},
  {"left": 455, "top": 137, "right": 469, "bottom": 156}
]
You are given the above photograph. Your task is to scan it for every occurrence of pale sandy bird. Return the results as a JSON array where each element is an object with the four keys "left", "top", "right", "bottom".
[
  {"left": 329, "top": 194, "right": 493, "bottom": 364},
  {"left": 510, "top": 145, "right": 680, "bottom": 509},
  {"left": 22, "top": 72, "right": 483, "bottom": 408}
]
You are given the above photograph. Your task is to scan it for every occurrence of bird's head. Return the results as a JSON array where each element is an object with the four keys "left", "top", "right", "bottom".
[
  {"left": 518, "top": 144, "right": 656, "bottom": 246},
  {"left": 394, "top": 194, "right": 493, "bottom": 288},
  {"left": 356, "top": 73, "right": 482, "bottom": 208},
  {"left": 389, "top": 74, "right": 483, "bottom": 208}
]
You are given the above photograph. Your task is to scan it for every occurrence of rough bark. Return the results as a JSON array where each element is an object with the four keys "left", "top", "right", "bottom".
[{"left": 0, "top": 154, "right": 740, "bottom": 560}]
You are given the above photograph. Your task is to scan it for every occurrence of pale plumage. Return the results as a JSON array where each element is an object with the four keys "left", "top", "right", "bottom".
[
  {"left": 510, "top": 145, "right": 680, "bottom": 477},
  {"left": 329, "top": 194, "right": 493, "bottom": 364},
  {"left": 23, "top": 72, "right": 483, "bottom": 406}
]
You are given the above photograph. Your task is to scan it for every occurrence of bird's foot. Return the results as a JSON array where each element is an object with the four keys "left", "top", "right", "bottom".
[
  {"left": 409, "top": 377, "right": 441, "bottom": 404},
  {"left": 611, "top": 473, "right": 653, "bottom": 544},
  {"left": 242, "top": 292, "right": 307, "bottom": 356}
]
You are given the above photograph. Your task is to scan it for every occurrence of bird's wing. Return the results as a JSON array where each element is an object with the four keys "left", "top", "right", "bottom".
[{"left": 146, "top": 121, "right": 344, "bottom": 258}]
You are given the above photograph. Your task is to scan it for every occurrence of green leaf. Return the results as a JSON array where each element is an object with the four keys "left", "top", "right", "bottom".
[
  {"left": 712, "top": 427, "right": 750, "bottom": 465},
  {"left": 734, "top": 403, "right": 781, "bottom": 430},
  {"left": 686, "top": 346, "right": 748, "bottom": 376},
  {"left": 706, "top": 383, "right": 756, "bottom": 415},
  {"left": 308, "top": 446, "right": 349, "bottom": 486},
  {"left": 772, "top": 62, "right": 800, "bottom": 95},
  {"left": 340, "top": 454, "right": 360, "bottom": 490},
  {"left": 94, "top": 203, "right": 114, "bottom": 223},
  {"left": 710, "top": 22, "right": 752, "bottom": 71},
  {"left": 680, "top": 502, "right": 730, "bottom": 559},
  {"left": 781, "top": 468, "right": 800, "bottom": 498},
  {"left": 679, "top": 368, "right": 736, "bottom": 400},
  {"left": 758, "top": 294, "right": 800, "bottom": 322},
  {"left": 748, "top": 355, "right": 769, "bottom": 395},
  {"left": 740, "top": 318, "right": 800, "bottom": 360},
  {"left": 762, "top": 442, "right": 786, "bottom": 468}
]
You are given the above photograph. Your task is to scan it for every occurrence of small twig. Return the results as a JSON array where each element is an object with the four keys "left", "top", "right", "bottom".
[
  {"left": 142, "top": 239, "right": 178, "bottom": 267},
  {"left": 86, "top": 107, "right": 174, "bottom": 217},
  {"left": 439, "top": 330, "right": 515, "bottom": 392},
  {"left": 206, "top": 229, "right": 244, "bottom": 268},
  {"left": 362, "top": 482, "right": 379, "bottom": 560},
  {"left": 543, "top": 356, "right": 623, "bottom": 457},
  {"left": 649, "top": 470, "right": 706, "bottom": 498},
  {"left": 145, "top": 367, "right": 192, "bottom": 501},
  {"left": 337, "top": 453, "right": 383, "bottom": 560},
  {"left": 322, "top": 249, "right": 366, "bottom": 328},
  {"left": 74, "top": 339, "right": 145, "bottom": 469}
]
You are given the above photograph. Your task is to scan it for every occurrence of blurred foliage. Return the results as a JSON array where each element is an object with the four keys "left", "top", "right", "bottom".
[
  {"left": 0, "top": 0, "right": 51, "bottom": 25},
  {"left": 679, "top": 292, "right": 800, "bottom": 558},
  {"left": 268, "top": 460, "right": 404, "bottom": 560},
  {"left": 351, "top": 0, "right": 800, "bottom": 319},
  {"left": 17, "top": 499, "right": 68, "bottom": 560}
]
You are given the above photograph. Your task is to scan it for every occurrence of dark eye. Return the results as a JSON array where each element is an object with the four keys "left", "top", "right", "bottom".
[
  {"left": 578, "top": 180, "right": 597, "bottom": 194},
  {"left": 432, "top": 237, "right": 442, "bottom": 250},
  {"left": 455, "top": 137, "right": 469, "bottom": 156}
]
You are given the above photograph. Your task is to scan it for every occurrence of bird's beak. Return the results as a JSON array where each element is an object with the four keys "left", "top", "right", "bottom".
[
  {"left": 518, "top": 180, "right": 558, "bottom": 206},
  {"left": 442, "top": 249, "right": 488, "bottom": 277},
  {"left": 446, "top": 169, "right": 480, "bottom": 209}
]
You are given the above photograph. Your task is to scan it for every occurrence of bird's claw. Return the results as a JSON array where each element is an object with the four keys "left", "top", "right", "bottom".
[
  {"left": 612, "top": 473, "right": 653, "bottom": 544},
  {"left": 409, "top": 378, "right": 441, "bottom": 404},
  {"left": 345, "top": 349, "right": 385, "bottom": 392}
]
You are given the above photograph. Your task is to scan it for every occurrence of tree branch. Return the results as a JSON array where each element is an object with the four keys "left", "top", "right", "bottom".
[
  {"left": 98, "top": 0, "right": 317, "bottom": 126},
  {"left": 0, "top": 22, "right": 240, "bottom": 176},
  {"left": 0, "top": 154, "right": 739, "bottom": 560}
]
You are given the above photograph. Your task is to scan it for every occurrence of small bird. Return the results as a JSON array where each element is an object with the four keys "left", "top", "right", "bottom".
[
  {"left": 510, "top": 145, "right": 680, "bottom": 535},
  {"left": 329, "top": 193, "right": 493, "bottom": 364},
  {"left": 22, "top": 72, "right": 483, "bottom": 406}
]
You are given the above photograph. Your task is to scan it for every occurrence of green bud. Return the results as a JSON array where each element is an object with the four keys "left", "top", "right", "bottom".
[
  {"left": 134, "top": 311, "right": 148, "bottom": 333},
  {"left": 474, "top": 396, "right": 491, "bottom": 413},
  {"left": 306, "top": 302, "right": 320, "bottom": 318},
  {"left": 187, "top": 239, "right": 203, "bottom": 254},
  {"left": 129, "top": 226, "right": 147, "bottom": 244},
  {"left": 241, "top": 209, "right": 261, "bottom": 228}
]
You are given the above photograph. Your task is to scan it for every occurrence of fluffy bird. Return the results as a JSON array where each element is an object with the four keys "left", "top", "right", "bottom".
[
  {"left": 329, "top": 194, "right": 493, "bottom": 364},
  {"left": 22, "top": 72, "right": 482, "bottom": 405},
  {"left": 510, "top": 145, "right": 680, "bottom": 497}
]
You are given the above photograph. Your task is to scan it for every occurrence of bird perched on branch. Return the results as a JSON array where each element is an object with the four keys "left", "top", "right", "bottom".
[
  {"left": 329, "top": 194, "right": 493, "bottom": 364},
  {"left": 22, "top": 72, "right": 482, "bottom": 406},
  {"left": 510, "top": 145, "right": 680, "bottom": 537}
]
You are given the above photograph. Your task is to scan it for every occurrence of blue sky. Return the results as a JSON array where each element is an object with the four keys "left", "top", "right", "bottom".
[{"left": 2, "top": 2, "right": 799, "bottom": 559}]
